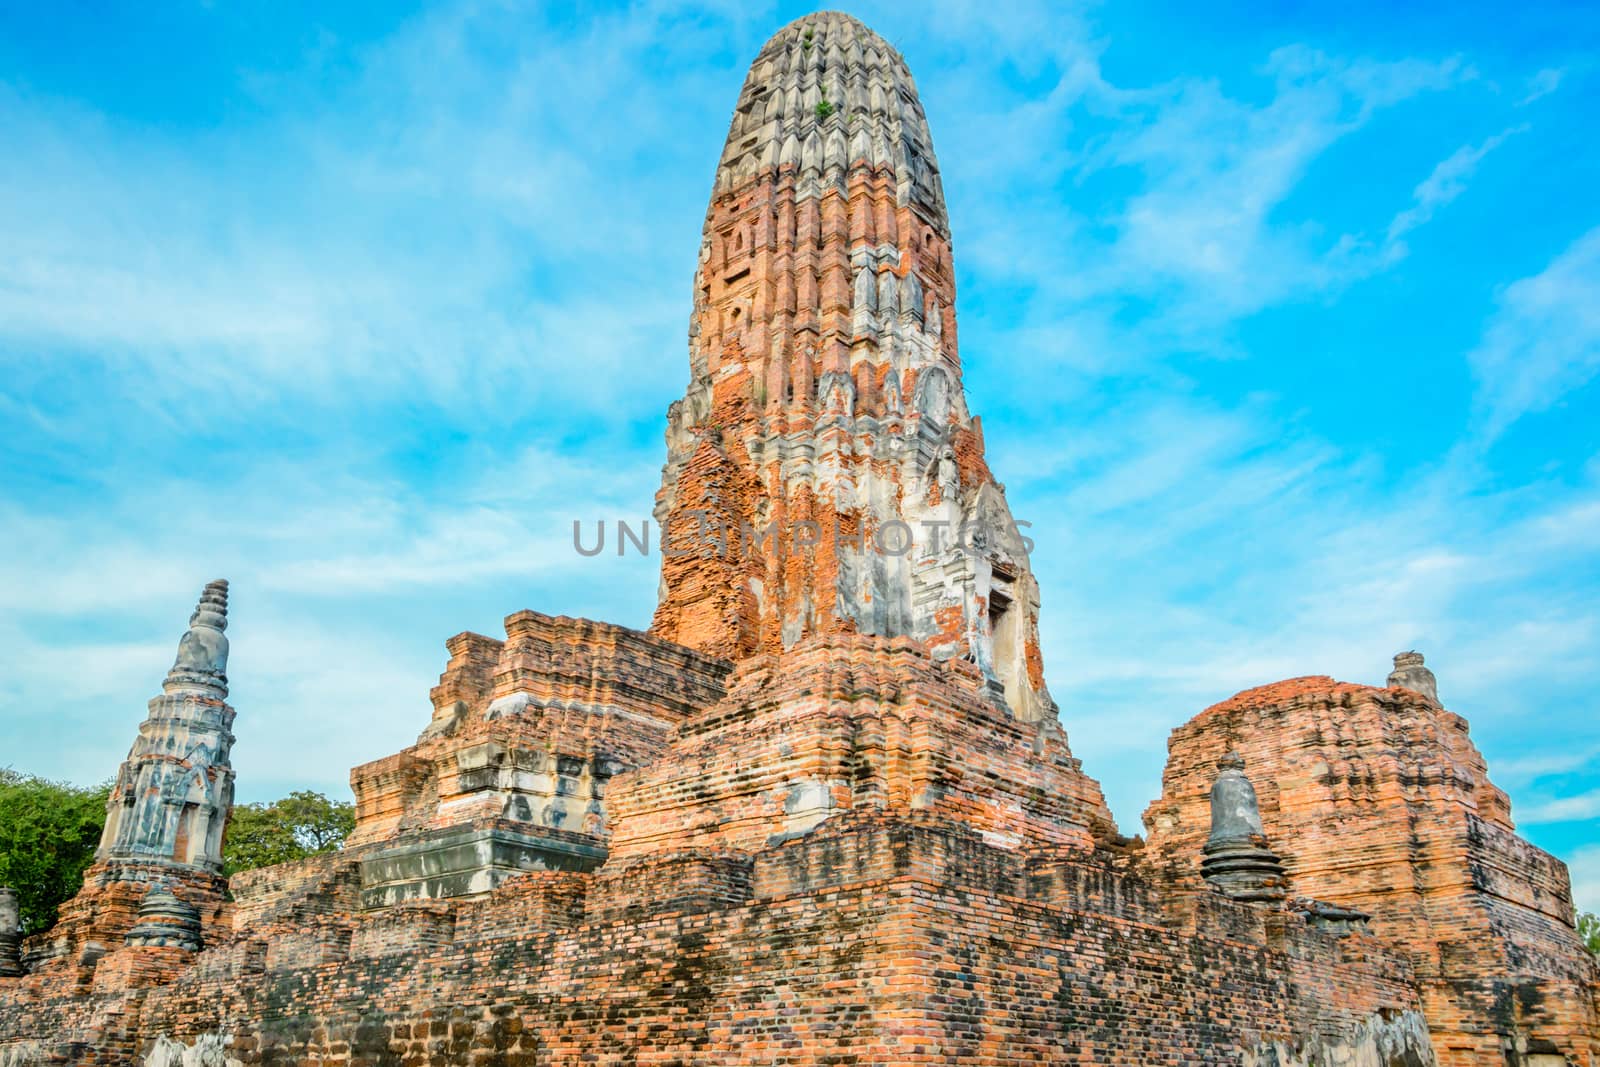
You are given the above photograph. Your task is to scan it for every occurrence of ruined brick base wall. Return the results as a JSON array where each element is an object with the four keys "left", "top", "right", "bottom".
[
  {"left": 1422, "top": 975, "right": 1600, "bottom": 1065},
  {"left": 227, "top": 852, "right": 363, "bottom": 931},
  {"left": 0, "top": 816, "right": 1433, "bottom": 1066},
  {"left": 338, "top": 612, "right": 732, "bottom": 910}
]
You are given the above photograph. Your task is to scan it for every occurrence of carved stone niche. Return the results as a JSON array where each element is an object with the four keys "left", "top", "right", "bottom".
[{"left": 555, "top": 756, "right": 585, "bottom": 798}]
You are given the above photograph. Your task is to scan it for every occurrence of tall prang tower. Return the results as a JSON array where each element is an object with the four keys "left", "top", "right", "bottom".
[
  {"left": 328, "top": 16, "right": 1112, "bottom": 893},
  {"left": 651, "top": 12, "right": 1053, "bottom": 722}
]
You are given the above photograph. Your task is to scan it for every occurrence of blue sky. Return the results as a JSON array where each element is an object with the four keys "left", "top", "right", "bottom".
[{"left": 1, "top": 1, "right": 1597, "bottom": 909}]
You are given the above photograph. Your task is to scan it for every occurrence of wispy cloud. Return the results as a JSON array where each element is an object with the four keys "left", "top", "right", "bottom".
[
  {"left": 1518, "top": 67, "right": 1564, "bottom": 106},
  {"left": 1470, "top": 225, "right": 1600, "bottom": 442},
  {"left": 1020, "top": 385, "right": 1600, "bottom": 827},
  {"left": 1519, "top": 789, "right": 1600, "bottom": 826},
  {"left": 1386, "top": 124, "right": 1527, "bottom": 253},
  {"left": 928, "top": 31, "right": 1474, "bottom": 388},
  {"left": 0, "top": 5, "right": 736, "bottom": 428},
  {"left": 1493, "top": 744, "right": 1600, "bottom": 786},
  {"left": 1098, "top": 46, "right": 1469, "bottom": 318},
  {"left": 0, "top": 438, "right": 662, "bottom": 794}
]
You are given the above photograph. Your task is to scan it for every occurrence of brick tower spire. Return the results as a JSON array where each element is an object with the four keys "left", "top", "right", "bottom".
[{"left": 652, "top": 11, "right": 1054, "bottom": 720}]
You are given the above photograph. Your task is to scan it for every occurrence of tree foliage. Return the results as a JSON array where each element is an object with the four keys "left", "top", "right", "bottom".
[
  {"left": 222, "top": 790, "right": 355, "bottom": 876},
  {"left": 0, "top": 768, "right": 109, "bottom": 934},
  {"left": 1580, "top": 911, "right": 1600, "bottom": 958}
]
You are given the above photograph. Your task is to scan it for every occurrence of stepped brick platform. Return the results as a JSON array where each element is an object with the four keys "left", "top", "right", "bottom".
[
  {"left": 2, "top": 11, "right": 1596, "bottom": 1067},
  {"left": 605, "top": 634, "right": 1116, "bottom": 859}
]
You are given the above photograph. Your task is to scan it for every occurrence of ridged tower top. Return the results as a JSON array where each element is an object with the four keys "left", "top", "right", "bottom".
[
  {"left": 715, "top": 12, "right": 945, "bottom": 225},
  {"left": 167, "top": 578, "right": 230, "bottom": 696},
  {"left": 652, "top": 12, "right": 1056, "bottom": 722}
]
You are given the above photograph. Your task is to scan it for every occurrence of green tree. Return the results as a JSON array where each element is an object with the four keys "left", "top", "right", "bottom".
[
  {"left": 222, "top": 790, "right": 355, "bottom": 876},
  {"left": 1579, "top": 911, "right": 1600, "bottom": 957},
  {"left": 0, "top": 768, "right": 109, "bottom": 934}
]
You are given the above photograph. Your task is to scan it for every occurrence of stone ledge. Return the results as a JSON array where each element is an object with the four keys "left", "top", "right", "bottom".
[{"left": 357, "top": 825, "right": 607, "bottom": 910}]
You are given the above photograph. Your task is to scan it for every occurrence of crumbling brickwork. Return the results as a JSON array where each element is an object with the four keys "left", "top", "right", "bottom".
[{"left": 345, "top": 610, "right": 730, "bottom": 906}]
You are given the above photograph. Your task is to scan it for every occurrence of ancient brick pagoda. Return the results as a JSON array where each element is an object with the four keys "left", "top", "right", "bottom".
[{"left": 1, "top": 12, "right": 1596, "bottom": 1066}]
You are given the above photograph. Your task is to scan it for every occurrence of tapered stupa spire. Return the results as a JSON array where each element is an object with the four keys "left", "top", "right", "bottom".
[
  {"left": 166, "top": 579, "right": 229, "bottom": 697},
  {"left": 96, "top": 580, "right": 237, "bottom": 872},
  {"left": 652, "top": 12, "right": 1054, "bottom": 720}
]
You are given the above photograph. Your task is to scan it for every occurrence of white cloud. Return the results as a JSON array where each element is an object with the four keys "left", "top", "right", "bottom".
[
  {"left": 0, "top": 5, "right": 730, "bottom": 426},
  {"left": 1518, "top": 67, "right": 1564, "bottom": 106},
  {"left": 1470, "top": 225, "right": 1600, "bottom": 441},
  {"left": 1519, "top": 790, "right": 1600, "bottom": 826},
  {"left": 1386, "top": 124, "right": 1526, "bottom": 251},
  {"left": 1092, "top": 47, "right": 1468, "bottom": 319},
  {"left": 0, "top": 434, "right": 664, "bottom": 800},
  {"left": 1494, "top": 744, "right": 1600, "bottom": 785},
  {"left": 930, "top": 30, "right": 1474, "bottom": 377}
]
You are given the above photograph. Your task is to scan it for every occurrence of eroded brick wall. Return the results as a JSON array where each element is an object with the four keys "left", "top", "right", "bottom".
[{"left": 347, "top": 610, "right": 729, "bottom": 859}]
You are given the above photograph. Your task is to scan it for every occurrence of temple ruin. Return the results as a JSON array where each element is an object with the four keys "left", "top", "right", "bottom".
[{"left": 0, "top": 12, "right": 1595, "bottom": 1066}]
